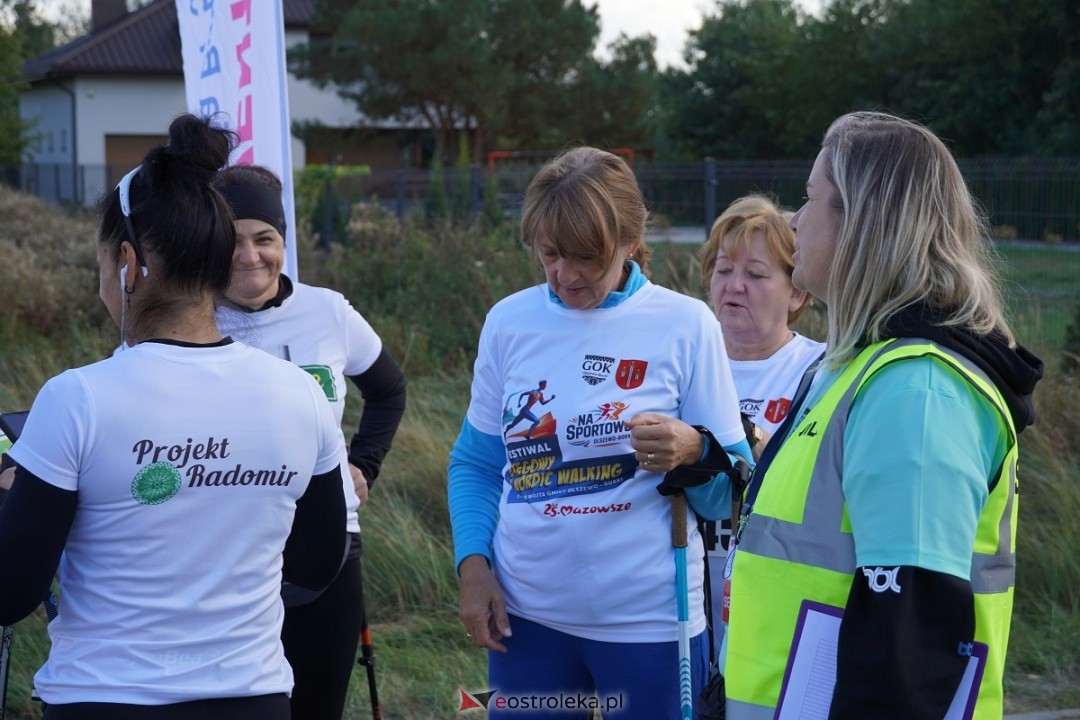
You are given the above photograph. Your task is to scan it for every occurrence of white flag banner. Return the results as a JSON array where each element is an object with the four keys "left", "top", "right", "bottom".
[{"left": 175, "top": 0, "right": 299, "bottom": 279}]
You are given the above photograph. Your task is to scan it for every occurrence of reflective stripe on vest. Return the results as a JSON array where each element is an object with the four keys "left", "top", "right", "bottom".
[{"left": 725, "top": 339, "right": 1018, "bottom": 720}]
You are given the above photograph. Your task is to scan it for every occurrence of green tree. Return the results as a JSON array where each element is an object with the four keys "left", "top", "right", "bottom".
[
  {"left": 290, "top": 0, "right": 660, "bottom": 160},
  {"left": 664, "top": 0, "right": 809, "bottom": 159},
  {"left": 566, "top": 34, "right": 662, "bottom": 151},
  {"left": 0, "top": 21, "right": 26, "bottom": 165},
  {"left": 666, "top": 0, "right": 908, "bottom": 159},
  {"left": 1030, "top": 0, "right": 1080, "bottom": 154},
  {"left": 781, "top": 0, "right": 894, "bottom": 151},
  {"left": 2, "top": 0, "right": 62, "bottom": 56},
  {"left": 665, "top": 0, "right": 1080, "bottom": 159},
  {"left": 0, "top": 0, "right": 73, "bottom": 166},
  {"left": 866, "top": 0, "right": 1054, "bottom": 155}
]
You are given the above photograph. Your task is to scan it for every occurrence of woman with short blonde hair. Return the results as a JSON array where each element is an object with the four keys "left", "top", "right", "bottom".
[{"left": 700, "top": 194, "right": 809, "bottom": 325}]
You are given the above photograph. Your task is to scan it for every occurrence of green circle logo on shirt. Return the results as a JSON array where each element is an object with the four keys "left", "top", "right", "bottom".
[{"left": 131, "top": 461, "right": 182, "bottom": 505}]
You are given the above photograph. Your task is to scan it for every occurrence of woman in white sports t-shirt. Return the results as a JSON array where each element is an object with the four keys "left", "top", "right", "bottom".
[
  {"left": 213, "top": 164, "right": 406, "bottom": 720},
  {"left": 703, "top": 195, "right": 824, "bottom": 446},
  {"left": 695, "top": 195, "right": 825, "bottom": 698},
  {"left": 0, "top": 115, "right": 347, "bottom": 720},
  {"left": 449, "top": 146, "right": 754, "bottom": 720}
]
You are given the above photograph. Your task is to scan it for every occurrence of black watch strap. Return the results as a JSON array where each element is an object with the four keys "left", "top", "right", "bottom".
[{"left": 690, "top": 425, "right": 734, "bottom": 474}]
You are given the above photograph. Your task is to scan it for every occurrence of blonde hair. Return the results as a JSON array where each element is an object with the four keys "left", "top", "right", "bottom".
[
  {"left": 700, "top": 194, "right": 809, "bottom": 324},
  {"left": 819, "top": 111, "right": 1013, "bottom": 367},
  {"left": 520, "top": 147, "right": 650, "bottom": 273}
]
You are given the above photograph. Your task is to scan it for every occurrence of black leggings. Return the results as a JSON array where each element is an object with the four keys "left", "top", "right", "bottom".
[
  {"left": 42, "top": 694, "right": 289, "bottom": 720},
  {"left": 281, "top": 533, "right": 365, "bottom": 720}
]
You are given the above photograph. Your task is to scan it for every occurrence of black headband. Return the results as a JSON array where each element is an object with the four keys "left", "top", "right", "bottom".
[{"left": 218, "top": 184, "right": 287, "bottom": 239}]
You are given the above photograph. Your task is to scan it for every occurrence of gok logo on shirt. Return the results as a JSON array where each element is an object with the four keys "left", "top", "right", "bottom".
[{"left": 581, "top": 354, "right": 615, "bottom": 386}]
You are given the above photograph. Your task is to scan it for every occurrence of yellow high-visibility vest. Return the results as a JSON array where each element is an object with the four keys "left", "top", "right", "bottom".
[{"left": 725, "top": 339, "right": 1018, "bottom": 720}]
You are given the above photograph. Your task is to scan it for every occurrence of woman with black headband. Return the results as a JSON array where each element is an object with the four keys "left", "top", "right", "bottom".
[
  {"left": 0, "top": 114, "right": 348, "bottom": 719},
  {"left": 214, "top": 164, "right": 407, "bottom": 720}
]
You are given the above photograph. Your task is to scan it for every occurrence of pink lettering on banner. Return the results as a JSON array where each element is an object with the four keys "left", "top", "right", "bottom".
[
  {"left": 230, "top": 0, "right": 251, "bottom": 23},
  {"left": 235, "top": 32, "right": 252, "bottom": 87},
  {"left": 233, "top": 21, "right": 253, "bottom": 162},
  {"left": 236, "top": 94, "right": 253, "bottom": 143},
  {"left": 235, "top": 93, "right": 254, "bottom": 163}
]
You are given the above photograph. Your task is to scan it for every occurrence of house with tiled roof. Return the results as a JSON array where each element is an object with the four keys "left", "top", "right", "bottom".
[{"left": 19, "top": 0, "right": 425, "bottom": 204}]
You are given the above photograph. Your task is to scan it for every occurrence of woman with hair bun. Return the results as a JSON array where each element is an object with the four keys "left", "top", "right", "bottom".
[{"left": 0, "top": 114, "right": 348, "bottom": 720}]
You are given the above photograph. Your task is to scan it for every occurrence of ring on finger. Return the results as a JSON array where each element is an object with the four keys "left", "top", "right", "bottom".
[{"left": 647, "top": 452, "right": 655, "bottom": 464}]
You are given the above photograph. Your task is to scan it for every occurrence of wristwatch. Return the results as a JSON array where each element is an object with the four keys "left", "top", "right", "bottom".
[{"left": 740, "top": 412, "right": 763, "bottom": 449}]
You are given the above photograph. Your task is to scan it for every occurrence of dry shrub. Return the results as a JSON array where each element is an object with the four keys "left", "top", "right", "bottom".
[
  {"left": 992, "top": 224, "right": 1019, "bottom": 241},
  {"left": 0, "top": 186, "right": 105, "bottom": 335},
  {"left": 298, "top": 204, "right": 537, "bottom": 375}
]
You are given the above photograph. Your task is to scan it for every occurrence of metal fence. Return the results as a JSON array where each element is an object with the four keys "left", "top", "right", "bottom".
[
  {"left": 7, "top": 157, "right": 1080, "bottom": 242},
  {"left": 5, "top": 157, "right": 1078, "bottom": 356}
]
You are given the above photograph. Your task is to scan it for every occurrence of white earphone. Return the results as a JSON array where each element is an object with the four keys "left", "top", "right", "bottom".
[{"left": 119, "top": 264, "right": 149, "bottom": 292}]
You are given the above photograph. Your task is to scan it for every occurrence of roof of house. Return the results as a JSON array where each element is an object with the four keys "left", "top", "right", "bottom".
[{"left": 22, "top": 0, "right": 315, "bottom": 83}]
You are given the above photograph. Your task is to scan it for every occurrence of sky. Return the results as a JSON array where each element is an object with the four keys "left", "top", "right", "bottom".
[
  {"left": 40, "top": 0, "right": 825, "bottom": 70},
  {"left": 594, "top": 0, "right": 713, "bottom": 68},
  {"left": 595, "top": 0, "right": 824, "bottom": 68}
]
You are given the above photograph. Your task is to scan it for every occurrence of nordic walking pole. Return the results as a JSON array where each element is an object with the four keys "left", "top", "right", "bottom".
[
  {"left": 672, "top": 492, "right": 693, "bottom": 720},
  {"left": 0, "top": 625, "right": 12, "bottom": 720},
  {"left": 357, "top": 620, "right": 381, "bottom": 720},
  {"left": 355, "top": 551, "right": 382, "bottom": 720}
]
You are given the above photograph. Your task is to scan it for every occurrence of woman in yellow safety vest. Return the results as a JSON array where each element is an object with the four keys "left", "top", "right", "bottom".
[{"left": 720, "top": 111, "right": 1044, "bottom": 719}]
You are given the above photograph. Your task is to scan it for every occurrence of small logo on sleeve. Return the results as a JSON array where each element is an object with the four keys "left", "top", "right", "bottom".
[{"left": 862, "top": 566, "right": 902, "bottom": 593}]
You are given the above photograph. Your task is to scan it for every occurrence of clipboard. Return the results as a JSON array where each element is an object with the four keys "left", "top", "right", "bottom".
[
  {"left": 775, "top": 599, "right": 988, "bottom": 720},
  {"left": 1, "top": 411, "right": 29, "bottom": 471},
  {"left": 0, "top": 411, "right": 29, "bottom": 442}
]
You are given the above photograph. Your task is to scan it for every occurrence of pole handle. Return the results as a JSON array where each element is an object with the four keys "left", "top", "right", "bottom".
[{"left": 672, "top": 493, "right": 688, "bottom": 549}]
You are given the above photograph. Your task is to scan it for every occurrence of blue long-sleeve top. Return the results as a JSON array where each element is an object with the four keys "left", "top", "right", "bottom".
[{"left": 447, "top": 261, "right": 754, "bottom": 570}]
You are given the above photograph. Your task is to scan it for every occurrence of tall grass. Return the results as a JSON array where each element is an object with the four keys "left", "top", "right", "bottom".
[
  {"left": 1003, "top": 367, "right": 1080, "bottom": 711},
  {"left": 1, "top": 186, "right": 1078, "bottom": 718}
]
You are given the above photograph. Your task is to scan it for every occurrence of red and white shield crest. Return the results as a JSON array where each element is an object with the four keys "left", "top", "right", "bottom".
[
  {"left": 764, "top": 398, "right": 791, "bottom": 425},
  {"left": 615, "top": 359, "right": 647, "bottom": 390}
]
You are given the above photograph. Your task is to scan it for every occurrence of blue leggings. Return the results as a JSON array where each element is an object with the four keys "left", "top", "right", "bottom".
[{"left": 487, "top": 615, "right": 709, "bottom": 719}]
